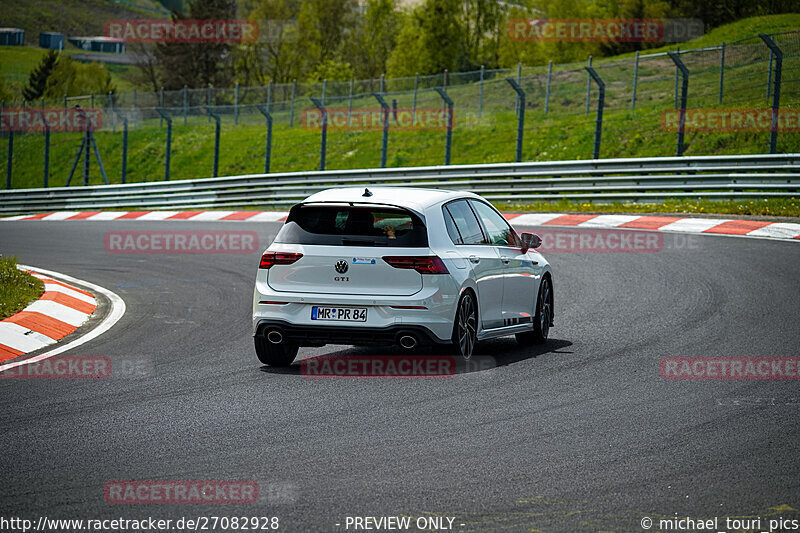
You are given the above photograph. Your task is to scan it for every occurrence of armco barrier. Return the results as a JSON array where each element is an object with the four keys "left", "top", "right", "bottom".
[{"left": 0, "top": 154, "right": 797, "bottom": 215}]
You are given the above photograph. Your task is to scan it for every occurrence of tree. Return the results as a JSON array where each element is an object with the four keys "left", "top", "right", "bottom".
[
  {"left": 43, "top": 57, "right": 116, "bottom": 98},
  {"left": 387, "top": 0, "right": 466, "bottom": 77},
  {"left": 128, "top": 43, "right": 161, "bottom": 92},
  {"left": 295, "top": 0, "right": 359, "bottom": 74},
  {"left": 236, "top": 0, "right": 304, "bottom": 85},
  {"left": 459, "top": 0, "right": 503, "bottom": 69},
  {"left": 156, "top": 0, "right": 238, "bottom": 89},
  {"left": 23, "top": 50, "right": 59, "bottom": 102},
  {"left": 0, "top": 76, "right": 14, "bottom": 103},
  {"left": 307, "top": 59, "right": 354, "bottom": 82},
  {"left": 342, "top": 0, "right": 400, "bottom": 79}
]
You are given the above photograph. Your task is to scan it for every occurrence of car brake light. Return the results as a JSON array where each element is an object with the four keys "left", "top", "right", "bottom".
[
  {"left": 382, "top": 256, "right": 449, "bottom": 274},
  {"left": 259, "top": 252, "right": 303, "bottom": 269}
]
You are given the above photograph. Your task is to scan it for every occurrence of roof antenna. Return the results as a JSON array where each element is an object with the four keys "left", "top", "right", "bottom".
[{"left": 362, "top": 188, "right": 373, "bottom": 197}]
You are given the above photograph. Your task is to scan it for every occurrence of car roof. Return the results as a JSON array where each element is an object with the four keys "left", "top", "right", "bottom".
[{"left": 301, "top": 187, "right": 479, "bottom": 210}]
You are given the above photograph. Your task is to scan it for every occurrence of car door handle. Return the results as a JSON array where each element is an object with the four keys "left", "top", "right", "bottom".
[
  {"left": 468, "top": 255, "right": 480, "bottom": 264},
  {"left": 500, "top": 256, "right": 511, "bottom": 264}
]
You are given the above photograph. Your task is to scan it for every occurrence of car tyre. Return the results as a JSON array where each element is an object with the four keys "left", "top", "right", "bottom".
[
  {"left": 516, "top": 276, "right": 552, "bottom": 346},
  {"left": 452, "top": 291, "right": 478, "bottom": 359},
  {"left": 254, "top": 336, "right": 299, "bottom": 366}
]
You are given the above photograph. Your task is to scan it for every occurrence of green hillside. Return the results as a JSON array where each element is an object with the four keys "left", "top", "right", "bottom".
[
  {"left": 1, "top": 15, "right": 798, "bottom": 216},
  {"left": 0, "top": 0, "right": 168, "bottom": 39}
]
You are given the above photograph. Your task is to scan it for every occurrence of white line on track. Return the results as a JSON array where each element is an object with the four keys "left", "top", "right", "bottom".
[{"left": 0, "top": 266, "right": 127, "bottom": 373}]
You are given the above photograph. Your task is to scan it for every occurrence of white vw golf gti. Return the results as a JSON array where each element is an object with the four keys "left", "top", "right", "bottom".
[{"left": 252, "top": 187, "right": 554, "bottom": 365}]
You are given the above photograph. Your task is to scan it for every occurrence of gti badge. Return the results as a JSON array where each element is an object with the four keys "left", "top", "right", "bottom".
[{"left": 335, "top": 260, "right": 349, "bottom": 274}]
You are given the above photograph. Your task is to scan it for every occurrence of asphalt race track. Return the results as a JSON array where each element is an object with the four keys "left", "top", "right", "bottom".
[{"left": 1, "top": 220, "right": 799, "bottom": 532}]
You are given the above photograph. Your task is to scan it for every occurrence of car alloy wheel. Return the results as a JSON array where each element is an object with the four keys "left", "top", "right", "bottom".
[{"left": 455, "top": 292, "right": 477, "bottom": 359}]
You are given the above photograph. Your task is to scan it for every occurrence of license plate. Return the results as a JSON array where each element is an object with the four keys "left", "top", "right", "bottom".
[{"left": 311, "top": 306, "right": 367, "bottom": 322}]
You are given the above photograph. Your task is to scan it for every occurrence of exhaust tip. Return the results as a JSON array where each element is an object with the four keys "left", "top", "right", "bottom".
[
  {"left": 398, "top": 334, "right": 418, "bottom": 350},
  {"left": 266, "top": 329, "right": 283, "bottom": 345}
]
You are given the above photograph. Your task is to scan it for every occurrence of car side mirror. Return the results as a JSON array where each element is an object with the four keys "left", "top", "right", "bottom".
[{"left": 519, "top": 232, "right": 541, "bottom": 253}]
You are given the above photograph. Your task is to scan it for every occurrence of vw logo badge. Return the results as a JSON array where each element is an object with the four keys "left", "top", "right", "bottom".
[{"left": 335, "top": 260, "right": 349, "bottom": 274}]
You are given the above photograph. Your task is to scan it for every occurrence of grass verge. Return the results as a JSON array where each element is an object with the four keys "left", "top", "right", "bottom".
[
  {"left": 0, "top": 256, "right": 44, "bottom": 320},
  {"left": 495, "top": 197, "right": 800, "bottom": 218}
]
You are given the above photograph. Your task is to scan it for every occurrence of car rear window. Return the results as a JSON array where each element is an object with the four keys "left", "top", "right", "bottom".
[{"left": 275, "top": 204, "right": 428, "bottom": 247}]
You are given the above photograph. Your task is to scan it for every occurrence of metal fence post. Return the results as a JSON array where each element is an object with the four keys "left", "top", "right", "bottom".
[
  {"left": 674, "top": 46, "right": 680, "bottom": 109},
  {"left": 667, "top": 51, "right": 689, "bottom": 156},
  {"left": 412, "top": 73, "right": 418, "bottom": 123},
  {"left": 267, "top": 80, "right": 272, "bottom": 113},
  {"left": 35, "top": 109, "right": 51, "bottom": 187},
  {"left": 234, "top": 82, "right": 239, "bottom": 125},
  {"left": 256, "top": 104, "right": 273, "bottom": 174},
  {"left": 372, "top": 93, "right": 390, "bottom": 168},
  {"left": 545, "top": 60, "right": 552, "bottom": 114},
  {"left": 478, "top": 65, "right": 485, "bottom": 119},
  {"left": 81, "top": 109, "right": 90, "bottom": 186},
  {"left": 515, "top": 62, "right": 522, "bottom": 116},
  {"left": 321, "top": 79, "right": 327, "bottom": 106},
  {"left": 585, "top": 56, "right": 592, "bottom": 114},
  {"left": 6, "top": 130, "right": 12, "bottom": 189},
  {"left": 434, "top": 88, "right": 453, "bottom": 165},
  {"left": 584, "top": 66, "right": 605, "bottom": 160},
  {"left": 108, "top": 93, "right": 115, "bottom": 132},
  {"left": 206, "top": 84, "right": 211, "bottom": 123},
  {"left": 759, "top": 34, "right": 783, "bottom": 154},
  {"left": 631, "top": 50, "right": 639, "bottom": 110},
  {"left": 183, "top": 85, "right": 188, "bottom": 126},
  {"left": 156, "top": 108, "right": 172, "bottom": 180},
  {"left": 309, "top": 97, "right": 327, "bottom": 171},
  {"left": 766, "top": 49, "right": 773, "bottom": 100},
  {"left": 506, "top": 79, "right": 525, "bottom": 163},
  {"left": 347, "top": 77, "right": 354, "bottom": 127},
  {"left": 289, "top": 79, "right": 297, "bottom": 127},
  {"left": 205, "top": 105, "right": 221, "bottom": 177},
  {"left": 719, "top": 42, "right": 725, "bottom": 104},
  {"left": 66, "top": 108, "right": 106, "bottom": 187},
  {"left": 442, "top": 69, "right": 449, "bottom": 116},
  {"left": 112, "top": 106, "right": 128, "bottom": 183}
]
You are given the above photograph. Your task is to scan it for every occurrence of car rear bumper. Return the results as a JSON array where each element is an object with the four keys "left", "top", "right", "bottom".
[
  {"left": 254, "top": 319, "right": 449, "bottom": 347},
  {"left": 252, "top": 280, "right": 458, "bottom": 343}
]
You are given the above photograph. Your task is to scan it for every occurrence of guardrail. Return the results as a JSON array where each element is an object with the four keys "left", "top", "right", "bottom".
[{"left": 1, "top": 154, "right": 798, "bottom": 215}]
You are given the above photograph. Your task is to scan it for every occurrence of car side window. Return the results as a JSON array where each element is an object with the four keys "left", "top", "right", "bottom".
[
  {"left": 444, "top": 201, "right": 486, "bottom": 245},
  {"left": 442, "top": 207, "right": 463, "bottom": 244},
  {"left": 469, "top": 200, "right": 517, "bottom": 246}
]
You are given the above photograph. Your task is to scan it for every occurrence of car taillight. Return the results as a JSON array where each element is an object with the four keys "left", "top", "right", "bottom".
[
  {"left": 259, "top": 252, "right": 303, "bottom": 269},
  {"left": 382, "top": 256, "right": 449, "bottom": 274}
]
